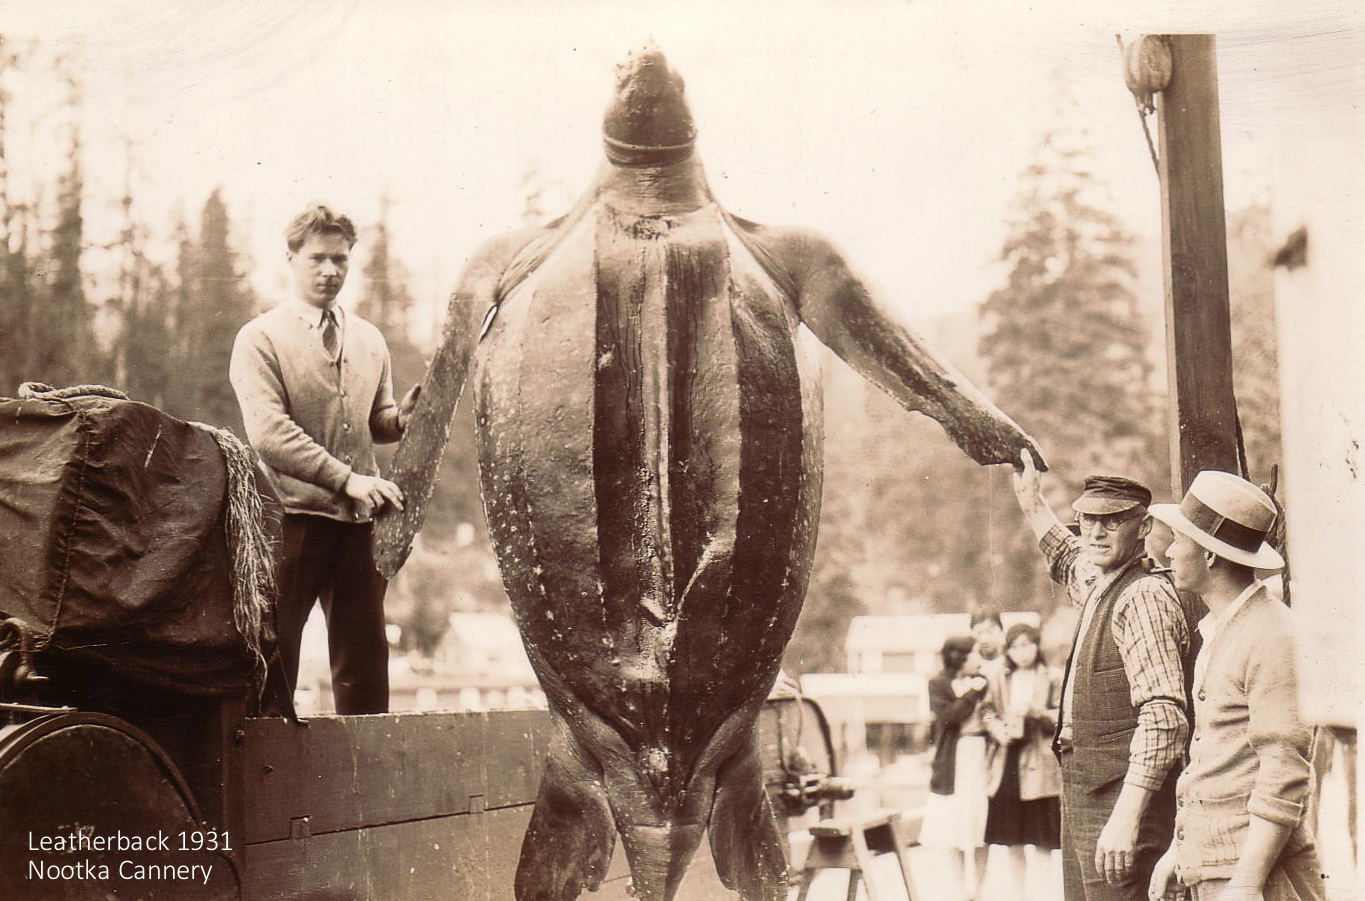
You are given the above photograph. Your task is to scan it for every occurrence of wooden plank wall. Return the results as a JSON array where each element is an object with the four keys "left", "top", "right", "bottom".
[
  {"left": 233, "top": 704, "right": 811, "bottom": 899},
  {"left": 239, "top": 710, "right": 552, "bottom": 900}
]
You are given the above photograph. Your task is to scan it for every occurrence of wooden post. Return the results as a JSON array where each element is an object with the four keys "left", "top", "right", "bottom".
[{"left": 1156, "top": 34, "right": 1241, "bottom": 495}]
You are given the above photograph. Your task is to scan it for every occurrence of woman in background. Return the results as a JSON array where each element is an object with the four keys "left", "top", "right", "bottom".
[
  {"left": 924, "top": 635, "right": 992, "bottom": 900},
  {"left": 982, "top": 622, "right": 1063, "bottom": 900}
]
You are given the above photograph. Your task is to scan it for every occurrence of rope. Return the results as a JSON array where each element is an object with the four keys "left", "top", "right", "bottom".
[
  {"left": 1233, "top": 408, "right": 1250, "bottom": 481},
  {"left": 1136, "top": 106, "right": 1161, "bottom": 176},
  {"left": 19, "top": 381, "right": 129, "bottom": 400},
  {"left": 1115, "top": 35, "right": 1162, "bottom": 177},
  {"left": 1262, "top": 464, "right": 1291, "bottom": 607}
]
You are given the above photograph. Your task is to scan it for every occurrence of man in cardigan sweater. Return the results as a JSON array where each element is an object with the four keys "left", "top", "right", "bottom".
[
  {"left": 1148, "top": 472, "right": 1324, "bottom": 901},
  {"left": 230, "top": 203, "right": 418, "bottom": 715},
  {"left": 1012, "top": 450, "right": 1192, "bottom": 901}
]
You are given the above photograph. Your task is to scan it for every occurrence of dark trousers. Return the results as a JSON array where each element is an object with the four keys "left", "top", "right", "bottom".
[
  {"left": 1059, "top": 755, "right": 1177, "bottom": 901},
  {"left": 274, "top": 513, "right": 390, "bottom": 715}
]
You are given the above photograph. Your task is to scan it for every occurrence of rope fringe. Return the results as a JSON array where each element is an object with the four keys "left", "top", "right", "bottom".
[{"left": 191, "top": 420, "right": 276, "bottom": 680}]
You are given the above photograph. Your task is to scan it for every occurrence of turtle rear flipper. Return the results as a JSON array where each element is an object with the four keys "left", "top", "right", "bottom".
[
  {"left": 514, "top": 727, "right": 616, "bottom": 901},
  {"left": 708, "top": 738, "right": 788, "bottom": 901}
]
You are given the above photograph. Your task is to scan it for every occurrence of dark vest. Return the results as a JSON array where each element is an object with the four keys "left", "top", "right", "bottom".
[{"left": 1056, "top": 558, "right": 1177, "bottom": 791}]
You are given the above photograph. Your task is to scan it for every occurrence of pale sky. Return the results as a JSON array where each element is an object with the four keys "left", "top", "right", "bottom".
[{"left": 4, "top": 0, "right": 1361, "bottom": 345}]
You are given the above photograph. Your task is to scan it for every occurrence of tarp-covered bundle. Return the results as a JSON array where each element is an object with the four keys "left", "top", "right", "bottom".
[{"left": 0, "top": 393, "right": 270, "bottom": 695}]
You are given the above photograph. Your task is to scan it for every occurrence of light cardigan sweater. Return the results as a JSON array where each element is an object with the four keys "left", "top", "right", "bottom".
[
  {"left": 1174, "top": 583, "right": 1318, "bottom": 885},
  {"left": 980, "top": 662, "right": 1063, "bottom": 801},
  {"left": 230, "top": 300, "right": 402, "bottom": 522}
]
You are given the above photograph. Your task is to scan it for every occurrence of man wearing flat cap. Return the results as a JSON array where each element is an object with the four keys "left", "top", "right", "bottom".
[
  {"left": 1011, "top": 450, "right": 1193, "bottom": 901},
  {"left": 1148, "top": 472, "right": 1324, "bottom": 901}
]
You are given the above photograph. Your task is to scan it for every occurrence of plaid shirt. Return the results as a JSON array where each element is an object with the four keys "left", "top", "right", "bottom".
[{"left": 1043, "top": 525, "right": 1191, "bottom": 792}]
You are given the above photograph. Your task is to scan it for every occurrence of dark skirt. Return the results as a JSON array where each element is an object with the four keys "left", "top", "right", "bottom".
[{"left": 984, "top": 740, "right": 1061, "bottom": 850}]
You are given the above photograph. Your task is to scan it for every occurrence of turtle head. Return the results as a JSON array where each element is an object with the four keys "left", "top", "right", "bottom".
[{"left": 603, "top": 42, "right": 696, "bottom": 166}]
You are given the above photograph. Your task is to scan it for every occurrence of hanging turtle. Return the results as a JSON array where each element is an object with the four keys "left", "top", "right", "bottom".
[{"left": 376, "top": 44, "right": 1044, "bottom": 901}]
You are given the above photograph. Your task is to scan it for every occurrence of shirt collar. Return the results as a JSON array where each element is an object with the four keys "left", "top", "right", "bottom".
[
  {"left": 1082, "top": 552, "right": 1144, "bottom": 606},
  {"left": 1196, "top": 580, "right": 1264, "bottom": 644},
  {"left": 286, "top": 297, "right": 343, "bottom": 328}
]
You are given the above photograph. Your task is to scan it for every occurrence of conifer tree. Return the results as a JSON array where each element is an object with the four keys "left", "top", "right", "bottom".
[
  {"left": 979, "top": 122, "right": 1162, "bottom": 491},
  {"left": 165, "top": 215, "right": 197, "bottom": 412},
  {"left": 1225, "top": 202, "right": 1281, "bottom": 483},
  {"left": 27, "top": 52, "right": 100, "bottom": 388},
  {"left": 168, "top": 190, "right": 256, "bottom": 433},
  {"left": 974, "top": 102, "right": 1163, "bottom": 613},
  {"left": 0, "top": 36, "right": 28, "bottom": 394},
  {"left": 356, "top": 204, "right": 404, "bottom": 338},
  {"left": 110, "top": 158, "right": 173, "bottom": 408}
]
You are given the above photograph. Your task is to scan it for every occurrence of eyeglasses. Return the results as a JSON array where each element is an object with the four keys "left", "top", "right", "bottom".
[{"left": 1074, "top": 511, "right": 1144, "bottom": 532}]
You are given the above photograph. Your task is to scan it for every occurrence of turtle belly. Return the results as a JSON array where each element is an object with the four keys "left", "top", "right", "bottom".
[{"left": 473, "top": 202, "right": 822, "bottom": 776}]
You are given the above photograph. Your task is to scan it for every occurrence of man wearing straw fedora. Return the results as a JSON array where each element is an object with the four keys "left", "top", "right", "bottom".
[
  {"left": 1012, "top": 450, "right": 1193, "bottom": 901},
  {"left": 1147, "top": 471, "right": 1324, "bottom": 901}
]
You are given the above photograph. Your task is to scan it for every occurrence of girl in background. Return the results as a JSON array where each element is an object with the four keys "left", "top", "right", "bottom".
[
  {"left": 982, "top": 622, "right": 1063, "bottom": 901},
  {"left": 924, "top": 635, "right": 992, "bottom": 900}
]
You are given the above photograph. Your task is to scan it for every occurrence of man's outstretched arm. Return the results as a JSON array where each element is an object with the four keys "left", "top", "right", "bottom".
[{"left": 1012, "top": 447, "right": 1063, "bottom": 541}]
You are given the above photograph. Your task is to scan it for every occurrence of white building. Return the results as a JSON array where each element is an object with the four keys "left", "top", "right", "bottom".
[{"left": 844, "top": 612, "right": 1040, "bottom": 677}]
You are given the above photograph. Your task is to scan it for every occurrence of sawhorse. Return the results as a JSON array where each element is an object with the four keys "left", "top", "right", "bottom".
[{"left": 793, "top": 810, "right": 920, "bottom": 901}]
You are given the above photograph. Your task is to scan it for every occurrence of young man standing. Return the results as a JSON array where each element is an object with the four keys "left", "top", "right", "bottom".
[
  {"left": 1011, "top": 450, "right": 1192, "bottom": 901},
  {"left": 1148, "top": 472, "right": 1324, "bottom": 901},
  {"left": 230, "top": 203, "right": 418, "bottom": 715}
]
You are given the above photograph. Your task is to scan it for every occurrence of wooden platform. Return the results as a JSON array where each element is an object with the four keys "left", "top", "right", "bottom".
[
  {"left": 232, "top": 709, "right": 762, "bottom": 900},
  {"left": 2, "top": 702, "right": 849, "bottom": 899},
  {"left": 237, "top": 710, "right": 551, "bottom": 901}
]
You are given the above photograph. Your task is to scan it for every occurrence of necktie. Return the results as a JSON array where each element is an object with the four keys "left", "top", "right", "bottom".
[{"left": 321, "top": 309, "right": 339, "bottom": 362}]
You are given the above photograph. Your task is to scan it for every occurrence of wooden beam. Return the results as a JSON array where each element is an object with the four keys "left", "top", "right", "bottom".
[{"left": 1157, "top": 34, "right": 1241, "bottom": 494}]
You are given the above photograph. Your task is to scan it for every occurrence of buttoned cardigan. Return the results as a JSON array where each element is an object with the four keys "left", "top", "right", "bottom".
[
  {"left": 230, "top": 301, "right": 402, "bottom": 522},
  {"left": 1174, "top": 586, "right": 1317, "bottom": 884}
]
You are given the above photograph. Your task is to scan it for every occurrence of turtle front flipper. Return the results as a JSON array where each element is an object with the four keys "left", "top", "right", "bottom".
[
  {"left": 374, "top": 228, "right": 547, "bottom": 577},
  {"left": 732, "top": 220, "right": 1047, "bottom": 472}
]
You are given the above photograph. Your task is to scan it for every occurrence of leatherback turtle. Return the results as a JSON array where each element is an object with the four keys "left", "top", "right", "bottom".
[{"left": 376, "top": 44, "right": 1043, "bottom": 901}]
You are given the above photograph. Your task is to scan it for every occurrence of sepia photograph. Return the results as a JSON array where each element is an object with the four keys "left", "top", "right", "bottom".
[{"left": 0, "top": 1, "right": 1360, "bottom": 899}]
